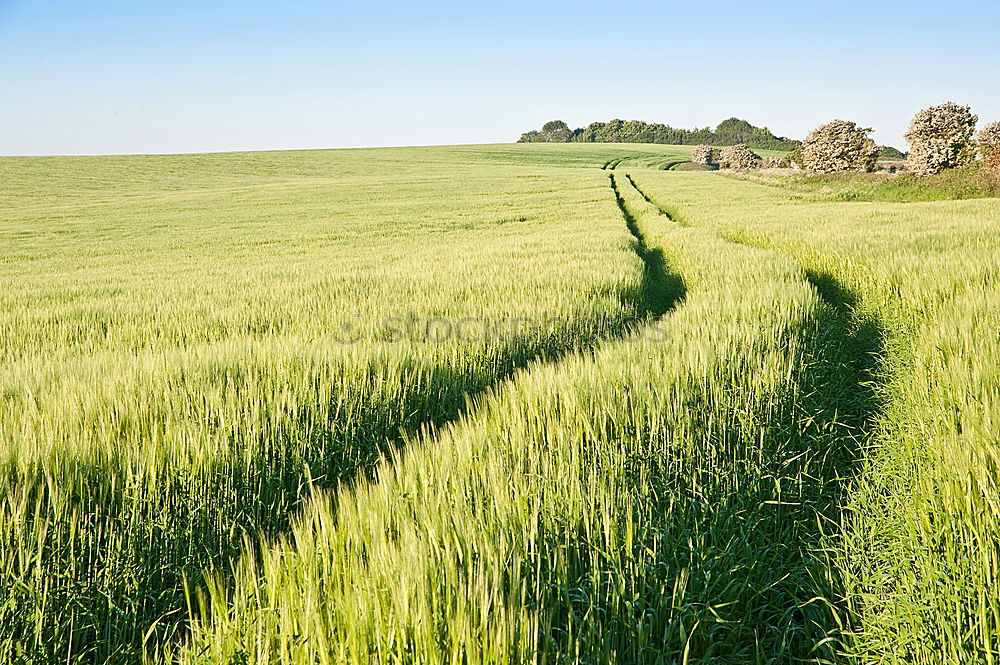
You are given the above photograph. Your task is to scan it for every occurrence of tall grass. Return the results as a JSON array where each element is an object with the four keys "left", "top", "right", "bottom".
[
  {"left": 4, "top": 143, "right": 998, "bottom": 663},
  {"left": 169, "top": 173, "right": 872, "bottom": 664},
  {"left": 630, "top": 170, "right": 1000, "bottom": 662},
  {"left": 0, "top": 148, "right": 686, "bottom": 663}
]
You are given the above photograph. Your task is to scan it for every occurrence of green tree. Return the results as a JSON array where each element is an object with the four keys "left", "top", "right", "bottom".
[
  {"left": 540, "top": 120, "right": 572, "bottom": 142},
  {"left": 517, "top": 121, "right": 573, "bottom": 143}
]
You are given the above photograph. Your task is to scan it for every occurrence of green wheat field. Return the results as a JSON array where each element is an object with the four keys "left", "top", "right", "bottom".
[{"left": 2, "top": 143, "right": 999, "bottom": 664}]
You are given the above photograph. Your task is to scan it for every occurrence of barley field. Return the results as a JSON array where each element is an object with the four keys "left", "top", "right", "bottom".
[{"left": 1, "top": 143, "right": 998, "bottom": 664}]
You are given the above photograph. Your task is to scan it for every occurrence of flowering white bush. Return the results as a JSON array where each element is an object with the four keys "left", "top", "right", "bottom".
[
  {"left": 801, "top": 120, "right": 879, "bottom": 173},
  {"left": 718, "top": 144, "right": 762, "bottom": 170},
  {"left": 691, "top": 145, "right": 714, "bottom": 165},
  {"left": 904, "top": 103, "right": 978, "bottom": 176},
  {"left": 978, "top": 122, "right": 1000, "bottom": 171}
]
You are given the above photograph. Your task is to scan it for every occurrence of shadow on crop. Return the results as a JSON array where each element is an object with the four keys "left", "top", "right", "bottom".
[
  {"left": 534, "top": 276, "right": 884, "bottom": 663},
  {"left": 11, "top": 173, "right": 689, "bottom": 665},
  {"left": 609, "top": 173, "right": 685, "bottom": 319},
  {"left": 526, "top": 181, "right": 887, "bottom": 662}
]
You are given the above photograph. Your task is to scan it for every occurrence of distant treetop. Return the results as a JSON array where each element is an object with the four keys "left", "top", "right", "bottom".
[{"left": 517, "top": 117, "right": 802, "bottom": 150}]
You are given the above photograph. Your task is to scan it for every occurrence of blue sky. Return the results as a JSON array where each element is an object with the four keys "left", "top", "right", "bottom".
[{"left": 1, "top": 0, "right": 998, "bottom": 155}]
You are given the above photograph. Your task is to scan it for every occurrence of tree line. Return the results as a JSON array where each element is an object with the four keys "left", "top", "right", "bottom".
[{"left": 518, "top": 118, "right": 801, "bottom": 151}]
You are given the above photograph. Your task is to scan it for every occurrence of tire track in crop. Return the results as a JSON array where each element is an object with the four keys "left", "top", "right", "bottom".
[
  {"left": 374, "top": 178, "right": 685, "bottom": 453},
  {"left": 625, "top": 171, "right": 885, "bottom": 430},
  {"left": 623, "top": 171, "right": 887, "bottom": 657},
  {"left": 612, "top": 174, "right": 887, "bottom": 660},
  {"left": 603, "top": 156, "right": 682, "bottom": 171},
  {"left": 11, "top": 170, "right": 689, "bottom": 665},
  {"left": 274, "top": 175, "right": 685, "bottom": 506},
  {"left": 179, "top": 175, "right": 831, "bottom": 664},
  {"left": 604, "top": 156, "right": 644, "bottom": 170},
  {"left": 122, "top": 178, "right": 689, "bottom": 665},
  {"left": 624, "top": 173, "right": 687, "bottom": 222},
  {"left": 627, "top": 171, "right": 888, "bottom": 324},
  {"left": 608, "top": 173, "right": 682, "bottom": 318},
  {"left": 175, "top": 173, "right": 877, "bottom": 664},
  {"left": 659, "top": 160, "right": 687, "bottom": 171}
]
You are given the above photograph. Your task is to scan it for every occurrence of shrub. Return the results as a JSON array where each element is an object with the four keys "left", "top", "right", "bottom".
[
  {"left": 801, "top": 120, "right": 879, "bottom": 173},
  {"left": 692, "top": 145, "right": 714, "bottom": 165},
  {"left": 904, "top": 103, "right": 978, "bottom": 176},
  {"left": 517, "top": 120, "right": 572, "bottom": 143},
  {"left": 978, "top": 122, "right": 1000, "bottom": 172},
  {"left": 718, "top": 144, "right": 762, "bottom": 170},
  {"left": 713, "top": 117, "right": 801, "bottom": 150}
]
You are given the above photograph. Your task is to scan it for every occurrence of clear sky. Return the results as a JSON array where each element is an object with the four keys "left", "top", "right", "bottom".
[{"left": 2, "top": 0, "right": 998, "bottom": 155}]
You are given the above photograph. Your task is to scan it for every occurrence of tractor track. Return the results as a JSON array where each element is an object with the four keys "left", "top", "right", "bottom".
[{"left": 614, "top": 169, "right": 888, "bottom": 658}]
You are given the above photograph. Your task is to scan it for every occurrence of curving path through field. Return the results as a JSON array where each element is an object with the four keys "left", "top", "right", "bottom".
[{"left": 171, "top": 164, "right": 881, "bottom": 664}]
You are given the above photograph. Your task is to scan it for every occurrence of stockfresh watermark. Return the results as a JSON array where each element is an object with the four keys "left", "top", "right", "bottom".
[{"left": 330, "top": 312, "right": 672, "bottom": 345}]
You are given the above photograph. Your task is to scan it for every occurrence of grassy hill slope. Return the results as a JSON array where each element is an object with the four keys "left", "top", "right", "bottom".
[{"left": 1, "top": 143, "right": 998, "bottom": 664}]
